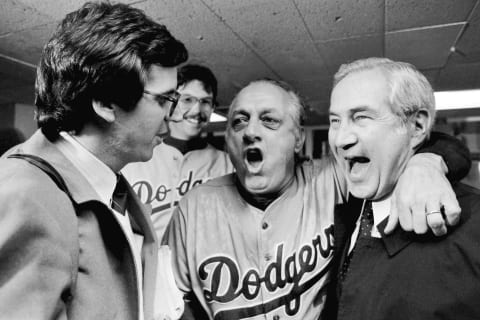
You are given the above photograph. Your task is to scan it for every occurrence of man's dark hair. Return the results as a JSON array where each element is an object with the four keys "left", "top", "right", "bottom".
[
  {"left": 177, "top": 64, "right": 218, "bottom": 103},
  {"left": 35, "top": 1, "right": 188, "bottom": 139}
]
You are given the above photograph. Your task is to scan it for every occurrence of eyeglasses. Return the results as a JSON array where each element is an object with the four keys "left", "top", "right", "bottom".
[
  {"left": 178, "top": 94, "right": 214, "bottom": 111},
  {"left": 143, "top": 90, "right": 180, "bottom": 117}
]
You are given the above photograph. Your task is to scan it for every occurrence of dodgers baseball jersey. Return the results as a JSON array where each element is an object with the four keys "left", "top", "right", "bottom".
[
  {"left": 122, "top": 140, "right": 234, "bottom": 241},
  {"left": 164, "top": 158, "right": 347, "bottom": 320}
]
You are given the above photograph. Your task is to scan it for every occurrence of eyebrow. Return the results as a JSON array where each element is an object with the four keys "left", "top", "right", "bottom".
[
  {"left": 181, "top": 93, "right": 213, "bottom": 100},
  {"left": 231, "top": 109, "right": 249, "bottom": 117}
]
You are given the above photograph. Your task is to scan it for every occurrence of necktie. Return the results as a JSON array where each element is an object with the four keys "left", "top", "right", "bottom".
[
  {"left": 111, "top": 174, "right": 128, "bottom": 215},
  {"left": 358, "top": 200, "right": 374, "bottom": 239},
  {"left": 340, "top": 200, "right": 374, "bottom": 282}
]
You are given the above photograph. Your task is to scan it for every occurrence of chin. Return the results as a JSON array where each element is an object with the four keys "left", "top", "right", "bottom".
[
  {"left": 243, "top": 177, "right": 269, "bottom": 194},
  {"left": 136, "top": 149, "right": 154, "bottom": 163},
  {"left": 348, "top": 183, "right": 376, "bottom": 200}
]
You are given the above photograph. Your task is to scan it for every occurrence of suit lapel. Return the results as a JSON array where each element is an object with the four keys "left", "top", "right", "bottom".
[
  {"left": 123, "top": 174, "right": 158, "bottom": 320},
  {"left": 377, "top": 218, "right": 415, "bottom": 257}
]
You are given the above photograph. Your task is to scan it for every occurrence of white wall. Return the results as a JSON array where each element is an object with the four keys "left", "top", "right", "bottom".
[{"left": 14, "top": 103, "right": 36, "bottom": 139}]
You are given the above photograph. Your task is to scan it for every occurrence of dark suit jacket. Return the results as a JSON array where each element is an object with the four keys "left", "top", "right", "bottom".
[
  {"left": 323, "top": 184, "right": 480, "bottom": 320},
  {"left": 0, "top": 130, "right": 158, "bottom": 320}
]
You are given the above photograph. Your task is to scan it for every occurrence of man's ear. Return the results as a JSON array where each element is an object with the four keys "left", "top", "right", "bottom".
[
  {"left": 294, "top": 127, "right": 306, "bottom": 153},
  {"left": 410, "top": 109, "right": 430, "bottom": 149},
  {"left": 92, "top": 100, "right": 115, "bottom": 123}
]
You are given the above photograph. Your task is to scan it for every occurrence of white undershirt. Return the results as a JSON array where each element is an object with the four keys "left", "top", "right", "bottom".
[{"left": 56, "top": 132, "right": 144, "bottom": 320}]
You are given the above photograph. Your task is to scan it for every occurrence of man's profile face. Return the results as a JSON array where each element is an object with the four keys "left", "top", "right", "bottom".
[
  {"left": 226, "top": 82, "right": 304, "bottom": 195},
  {"left": 168, "top": 79, "right": 214, "bottom": 140},
  {"left": 328, "top": 69, "right": 415, "bottom": 200},
  {"left": 114, "top": 64, "right": 177, "bottom": 164}
]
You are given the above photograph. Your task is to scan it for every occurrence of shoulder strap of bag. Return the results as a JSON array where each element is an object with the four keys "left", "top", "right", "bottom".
[{"left": 7, "top": 153, "right": 75, "bottom": 203}]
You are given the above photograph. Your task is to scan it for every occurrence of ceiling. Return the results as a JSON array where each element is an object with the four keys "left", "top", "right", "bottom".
[{"left": 2, "top": 0, "right": 480, "bottom": 126}]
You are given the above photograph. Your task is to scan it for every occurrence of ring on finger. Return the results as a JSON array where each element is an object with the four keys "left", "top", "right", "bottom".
[{"left": 426, "top": 210, "right": 442, "bottom": 216}]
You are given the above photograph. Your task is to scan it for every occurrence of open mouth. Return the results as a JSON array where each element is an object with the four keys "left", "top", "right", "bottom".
[
  {"left": 347, "top": 156, "right": 370, "bottom": 171},
  {"left": 345, "top": 156, "right": 371, "bottom": 178},
  {"left": 245, "top": 148, "right": 263, "bottom": 169}
]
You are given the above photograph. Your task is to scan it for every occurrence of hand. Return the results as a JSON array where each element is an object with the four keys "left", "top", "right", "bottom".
[{"left": 385, "top": 153, "right": 461, "bottom": 236}]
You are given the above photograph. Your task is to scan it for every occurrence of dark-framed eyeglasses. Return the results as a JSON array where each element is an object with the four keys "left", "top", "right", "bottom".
[{"left": 143, "top": 90, "right": 180, "bottom": 117}]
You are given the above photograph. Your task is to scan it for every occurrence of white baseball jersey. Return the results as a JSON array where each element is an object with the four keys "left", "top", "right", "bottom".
[
  {"left": 122, "top": 141, "right": 234, "bottom": 241},
  {"left": 164, "top": 158, "right": 347, "bottom": 320}
]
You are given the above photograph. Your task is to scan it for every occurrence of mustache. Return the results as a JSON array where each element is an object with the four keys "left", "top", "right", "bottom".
[{"left": 183, "top": 112, "right": 209, "bottom": 122}]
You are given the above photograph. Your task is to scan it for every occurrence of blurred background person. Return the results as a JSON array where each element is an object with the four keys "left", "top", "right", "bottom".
[{"left": 123, "top": 64, "right": 233, "bottom": 241}]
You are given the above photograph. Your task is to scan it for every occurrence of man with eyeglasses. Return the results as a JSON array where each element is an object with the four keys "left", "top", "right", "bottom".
[
  {"left": 123, "top": 64, "right": 234, "bottom": 241},
  {"left": 0, "top": 2, "right": 188, "bottom": 319}
]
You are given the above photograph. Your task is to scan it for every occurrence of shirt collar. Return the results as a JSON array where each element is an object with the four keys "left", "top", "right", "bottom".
[
  {"left": 56, "top": 132, "right": 117, "bottom": 205},
  {"left": 163, "top": 136, "right": 207, "bottom": 154},
  {"left": 371, "top": 197, "right": 391, "bottom": 237},
  {"left": 373, "top": 196, "right": 416, "bottom": 257}
]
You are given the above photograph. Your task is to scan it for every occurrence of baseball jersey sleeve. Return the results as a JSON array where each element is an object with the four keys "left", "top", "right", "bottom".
[
  {"left": 312, "top": 155, "right": 349, "bottom": 203},
  {"left": 163, "top": 205, "right": 191, "bottom": 294}
]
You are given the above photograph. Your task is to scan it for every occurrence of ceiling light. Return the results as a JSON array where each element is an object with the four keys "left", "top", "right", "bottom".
[
  {"left": 435, "top": 89, "right": 480, "bottom": 110},
  {"left": 210, "top": 112, "right": 227, "bottom": 122}
]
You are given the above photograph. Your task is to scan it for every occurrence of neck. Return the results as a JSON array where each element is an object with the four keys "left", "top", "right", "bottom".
[
  {"left": 164, "top": 135, "right": 206, "bottom": 154},
  {"left": 72, "top": 125, "right": 124, "bottom": 172},
  {"left": 236, "top": 175, "right": 296, "bottom": 211}
]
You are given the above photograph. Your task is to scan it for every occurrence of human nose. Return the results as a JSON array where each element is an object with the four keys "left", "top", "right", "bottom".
[
  {"left": 164, "top": 105, "right": 172, "bottom": 122},
  {"left": 243, "top": 119, "right": 260, "bottom": 143},
  {"left": 188, "top": 98, "right": 202, "bottom": 113},
  {"left": 332, "top": 122, "right": 357, "bottom": 150}
]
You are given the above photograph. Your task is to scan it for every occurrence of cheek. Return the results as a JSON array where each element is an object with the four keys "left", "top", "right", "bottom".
[{"left": 225, "top": 133, "right": 239, "bottom": 154}]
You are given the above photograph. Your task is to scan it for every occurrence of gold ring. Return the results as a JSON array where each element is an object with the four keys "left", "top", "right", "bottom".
[{"left": 426, "top": 210, "right": 441, "bottom": 216}]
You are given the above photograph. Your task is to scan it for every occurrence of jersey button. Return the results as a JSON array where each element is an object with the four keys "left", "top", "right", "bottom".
[
  {"left": 262, "top": 222, "right": 269, "bottom": 229},
  {"left": 273, "top": 315, "right": 280, "bottom": 320}
]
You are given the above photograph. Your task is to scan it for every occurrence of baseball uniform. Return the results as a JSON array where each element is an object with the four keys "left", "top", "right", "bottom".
[
  {"left": 164, "top": 158, "right": 346, "bottom": 320},
  {"left": 122, "top": 137, "right": 234, "bottom": 240}
]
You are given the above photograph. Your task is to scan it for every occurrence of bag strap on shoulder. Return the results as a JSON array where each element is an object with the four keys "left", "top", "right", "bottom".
[{"left": 7, "top": 153, "right": 74, "bottom": 202}]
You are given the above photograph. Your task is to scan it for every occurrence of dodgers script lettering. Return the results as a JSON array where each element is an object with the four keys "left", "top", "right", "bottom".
[{"left": 198, "top": 226, "right": 334, "bottom": 319}]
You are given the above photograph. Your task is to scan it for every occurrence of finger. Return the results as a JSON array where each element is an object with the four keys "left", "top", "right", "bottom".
[
  {"left": 384, "top": 197, "right": 398, "bottom": 235},
  {"left": 396, "top": 195, "right": 413, "bottom": 232},
  {"left": 441, "top": 192, "right": 461, "bottom": 227},
  {"left": 411, "top": 203, "right": 428, "bottom": 234},
  {"left": 425, "top": 201, "right": 446, "bottom": 236},
  {"left": 426, "top": 211, "right": 447, "bottom": 236}
]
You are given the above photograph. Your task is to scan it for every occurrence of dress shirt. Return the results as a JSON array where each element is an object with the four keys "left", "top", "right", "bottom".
[{"left": 348, "top": 197, "right": 391, "bottom": 253}]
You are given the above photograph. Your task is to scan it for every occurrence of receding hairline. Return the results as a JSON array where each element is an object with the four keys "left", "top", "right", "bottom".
[{"left": 229, "top": 79, "right": 304, "bottom": 125}]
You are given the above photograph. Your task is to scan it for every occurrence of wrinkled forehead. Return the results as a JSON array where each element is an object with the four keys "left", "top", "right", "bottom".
[{"left": 229, "top": 82, "right": 291, "bottom": 115}]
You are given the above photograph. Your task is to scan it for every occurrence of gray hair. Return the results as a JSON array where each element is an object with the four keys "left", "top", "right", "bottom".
[{"left": 333, "top": 57, "right": 436, "bottom": 134}]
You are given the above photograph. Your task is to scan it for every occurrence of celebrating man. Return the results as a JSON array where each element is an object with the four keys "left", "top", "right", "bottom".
[
  {"left": 164, "top": 78, "right": 469, "bottom": 319},
  {"left": 326, "top": 57, "right": 480, "bottom": 320}
]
